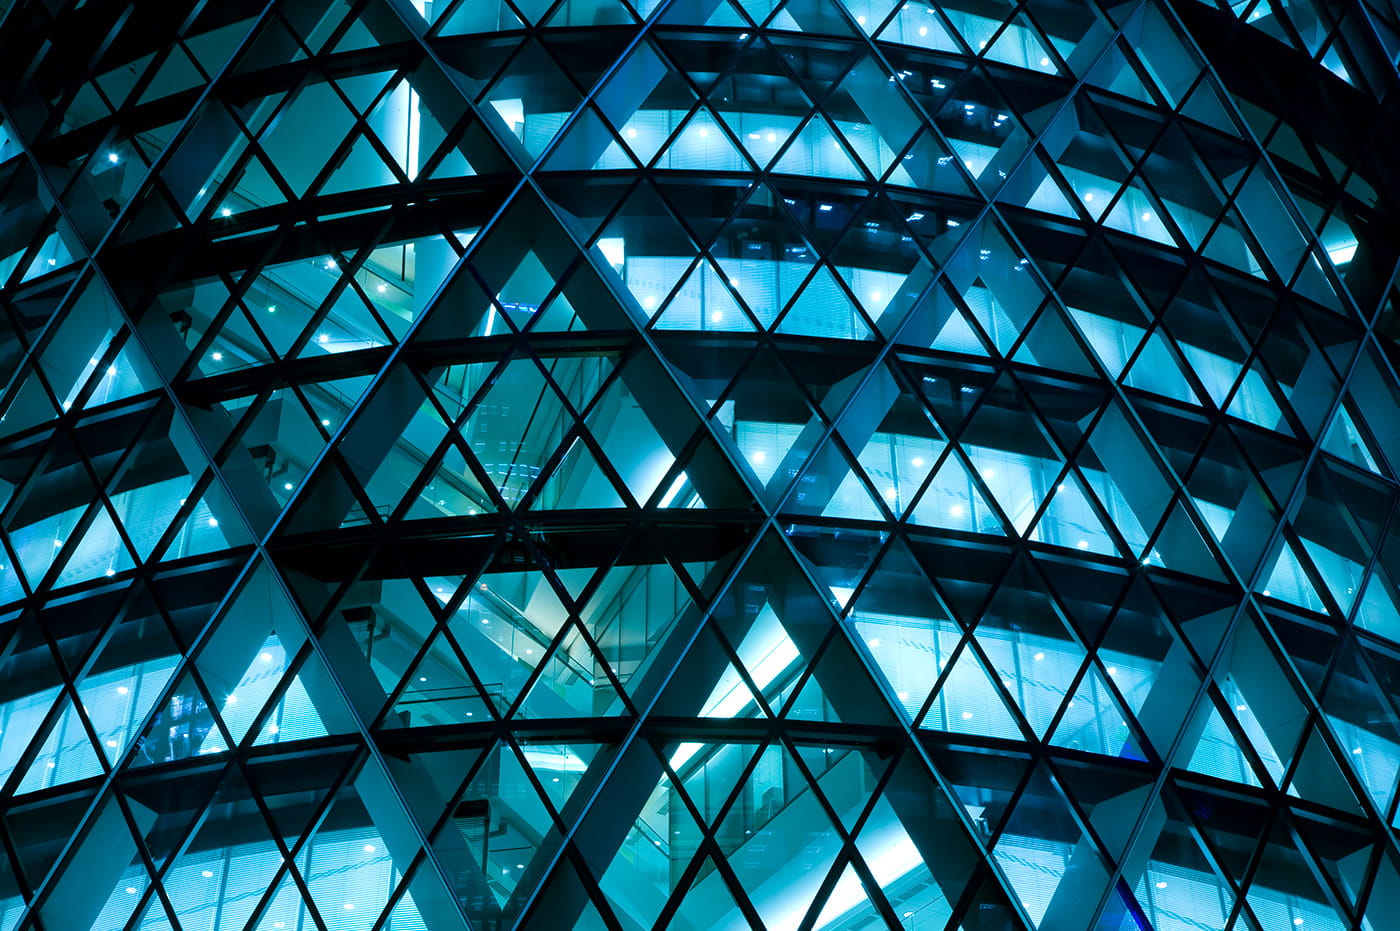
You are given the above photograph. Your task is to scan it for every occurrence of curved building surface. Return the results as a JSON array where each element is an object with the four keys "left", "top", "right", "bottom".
[{"left": 1, "top": 0, "right": 1400, "bottom": 929}]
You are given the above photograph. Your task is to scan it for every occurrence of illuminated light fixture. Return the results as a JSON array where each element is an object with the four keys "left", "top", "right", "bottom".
[{"left": 1327, "top": 241, "right": 1358, "bottom": 266}]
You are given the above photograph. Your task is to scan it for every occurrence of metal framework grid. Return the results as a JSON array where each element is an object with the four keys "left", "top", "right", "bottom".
[{"left": 0, "top": 0, "right": 1399, "bottom": 929}]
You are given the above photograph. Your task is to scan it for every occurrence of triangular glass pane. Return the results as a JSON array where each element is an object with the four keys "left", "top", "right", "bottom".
[
  {"left": 669, "top": 855, "right": 747, "bottom": 930},
  {"left": 517, "top": 740, "right": 602, "bottom": 816},
  {"left": 652, "top": 257, "right": 756, "bottom": 331},
  {"left": 258, "top": 83, "right": 356, "bottom": 197},
  {"left": 922, "top": 642, "right": 1025, "bottom": 740},
  {"left": 596, "top": 766, "right": 696, "bottom": 929},
  {"left": 776, "top": 263, "right": 872, "bottom": 340},
  {"left": 1320, "top": 405, "right": 1382, "bottom": 474},
  {"left": 461, "top": 357, "right": 576, "bottom": 507},
  {"left": 909, "top": 452, "right": 1006, "bottom": 535},
  {"left": 992, "top": 762, "right": 1110, "bottom": 928},
  {"left": 812, "top": 861, "right": 880, "bottom": 928},
  {"left": 482, "top": 39, "right": 581, "bottom": 158},
  {"left": 773, "top": 113, "right": 866, "bottom": 181},
  {"left": 15, "top": 696, "right": 106, "bottom": 794},
  {"left": 986, "top": 15, "right": 1060, "bottom": 74},
  {"left": 404, "top": 440, "right": 497, "bottom": 520},
  {"left": 393, "top": 631, "right": 495, "bottom": 727},
  {"left": 530, "top": 435, "right": 626, "bottom": 510},
  {"left": 1185, "top": 700, "right": 1266, "bottom": 787},
  {"left": 719, "top": 743, "right": 843, "bottom": 928},
  {"left": 78, "top": 650, "right": 179, "bottom": 766},
  {"left": 53, "top": 503, "right": 139, "bottom": 587},
  {"left": 1030, "top": 471, "right": 1120, "bottom": 556},
  {"left": 1262, "top": 539, "right": 1328, "bottom": 613},
  {"left": 515, "top": 623, "right": 628, "bottom": 719},
  {"left": 657, "top": 106, "right": 751, "bottom": 172},
  {"left": 1048, "top": 665, "right": 1141, "bottom": 758},
  {"left": 319, "top": 130, "right": 399, "bottom": 195}
]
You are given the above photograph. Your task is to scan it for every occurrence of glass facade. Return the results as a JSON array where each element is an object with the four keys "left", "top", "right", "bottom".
[{"left": 0, "top": 0, "right": 1398, "bottom": 928}]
